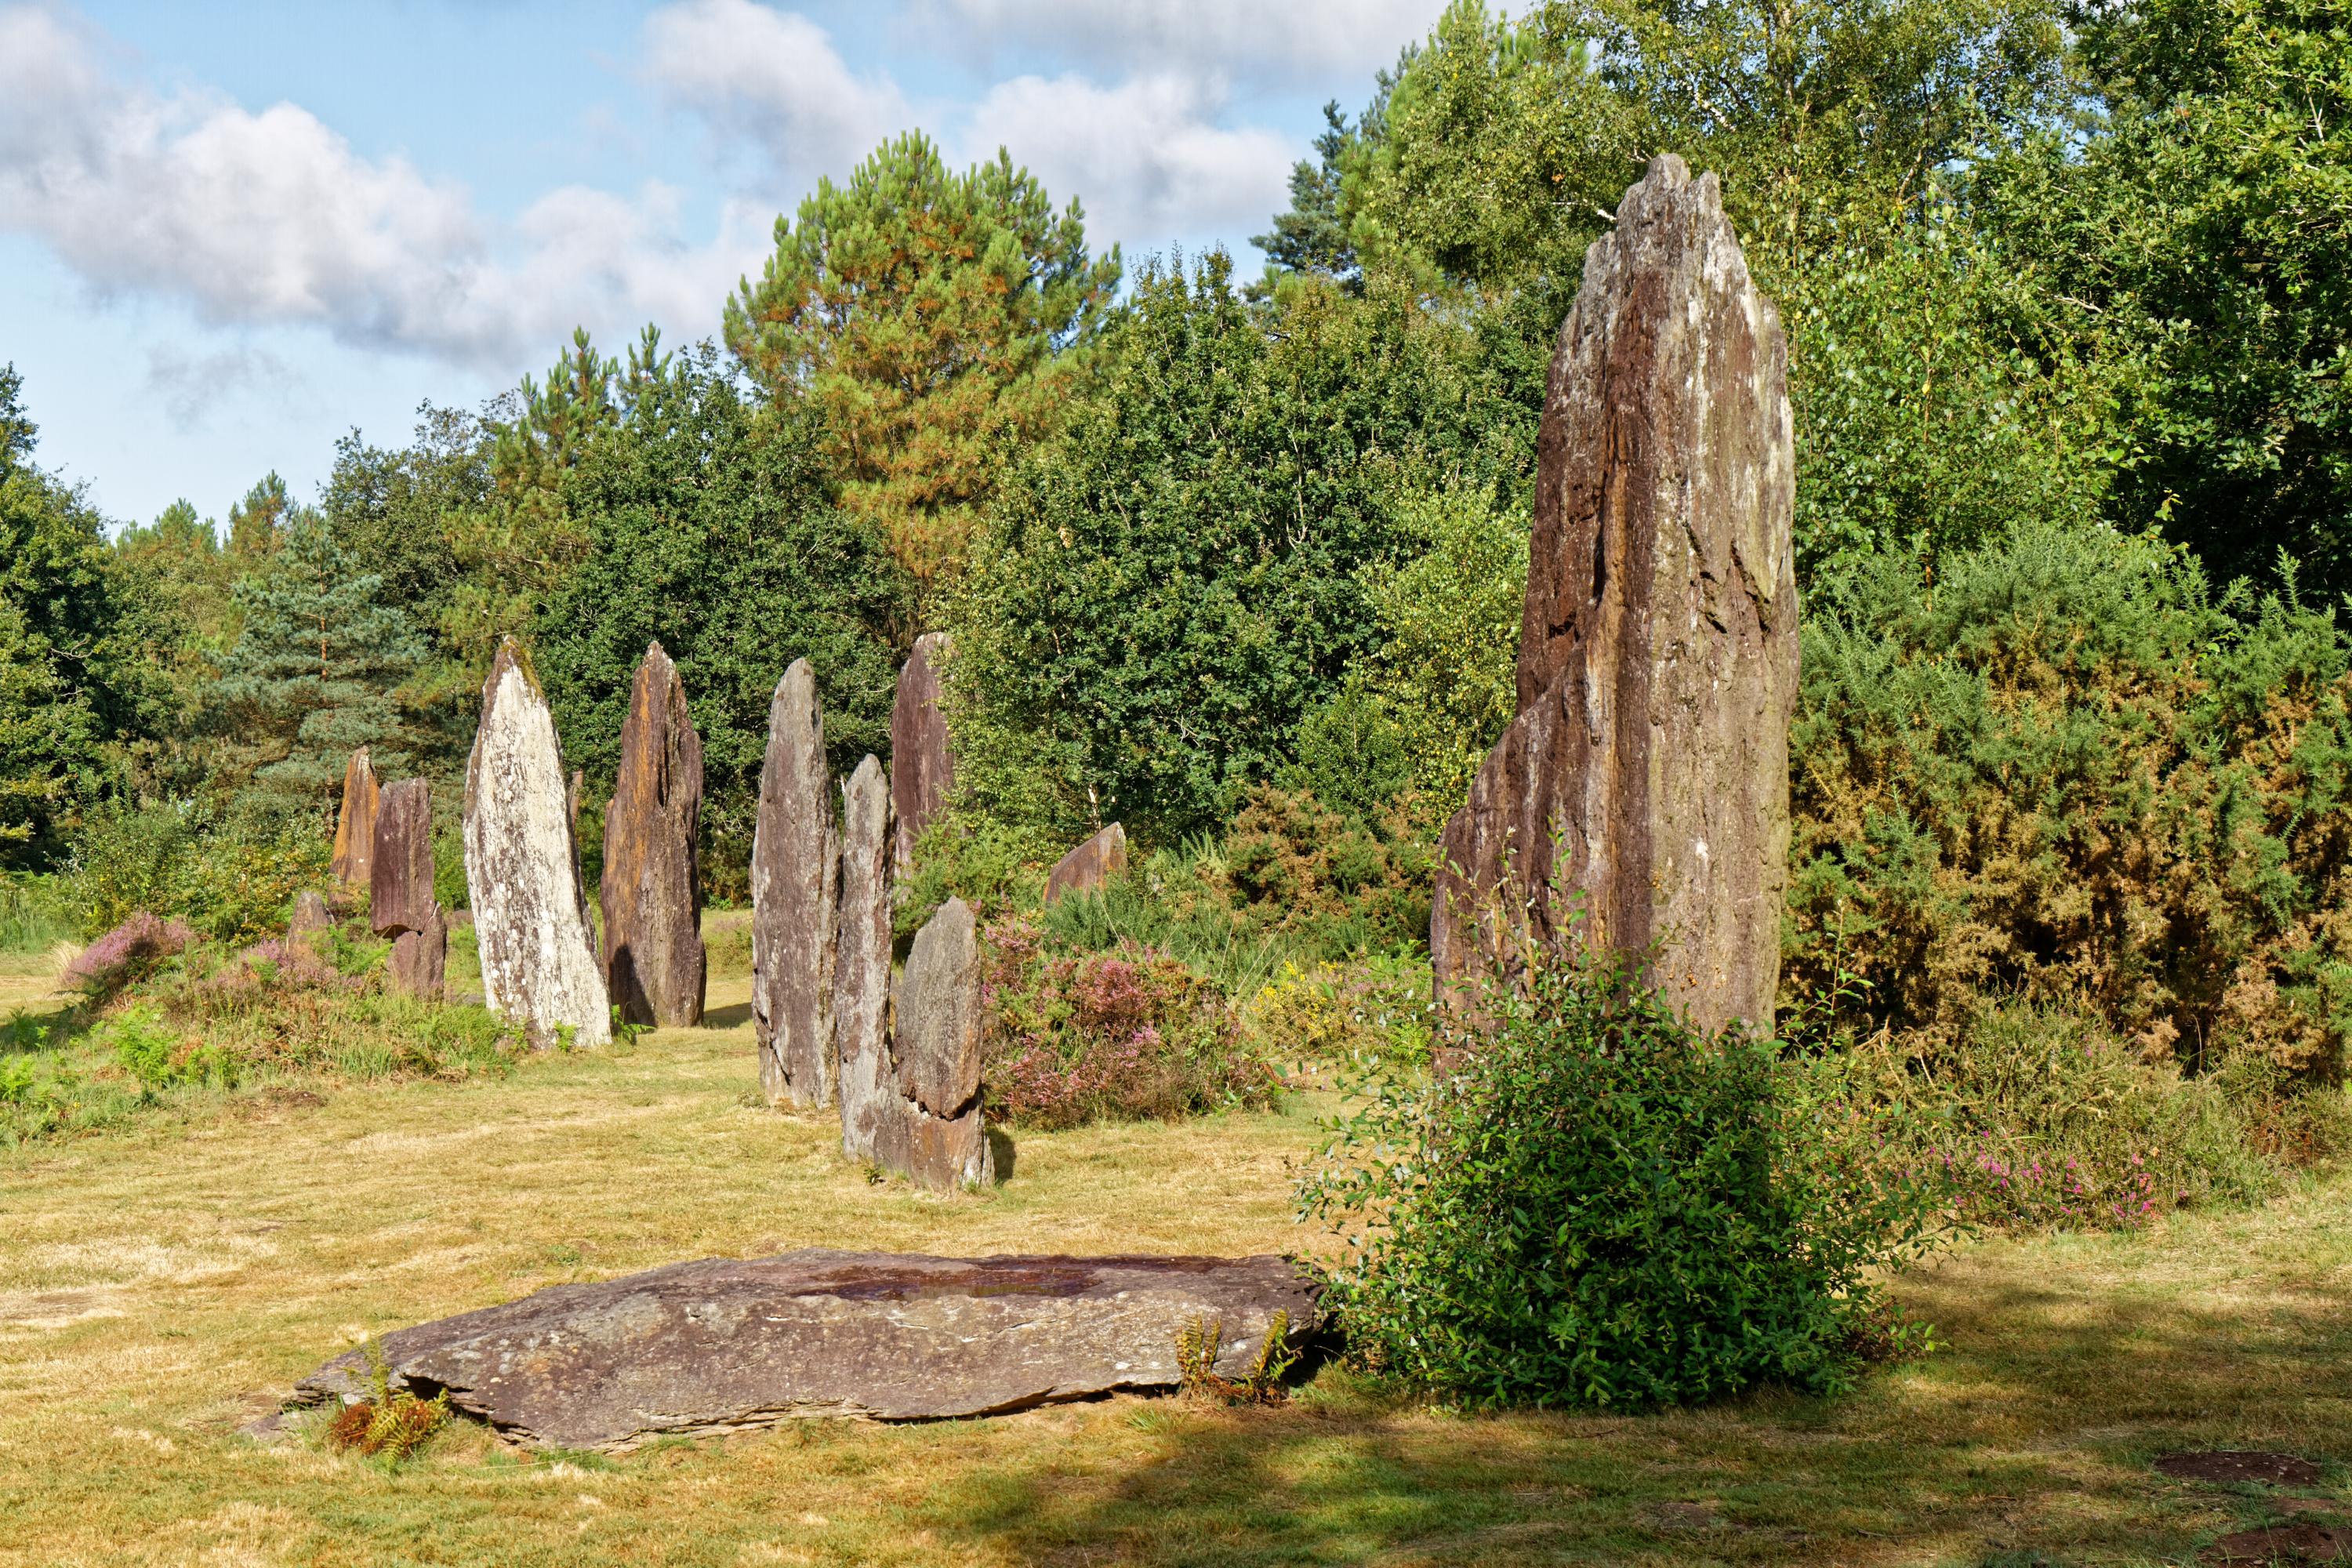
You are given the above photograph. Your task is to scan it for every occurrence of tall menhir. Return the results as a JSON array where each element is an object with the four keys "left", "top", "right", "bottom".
[{"left": 1433, "top": 154, "right": 1798, "bottom": 1036}]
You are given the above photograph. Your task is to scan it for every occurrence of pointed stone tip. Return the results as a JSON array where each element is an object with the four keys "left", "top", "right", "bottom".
[
  {"left": 1644, "top": 151, "right": 1690, "bottom": 186},
  {"left": 850, "top": 753, "right": 884, "bottom": 789}
]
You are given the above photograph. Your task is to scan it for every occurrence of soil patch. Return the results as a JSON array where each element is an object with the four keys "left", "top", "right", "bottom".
[
  {"left": 2204, "top": 1523, "right": 2351, "bottom": 1564},
  {"left": 2160, "top": 1451, "right": 2325, "bottom": 1486}
]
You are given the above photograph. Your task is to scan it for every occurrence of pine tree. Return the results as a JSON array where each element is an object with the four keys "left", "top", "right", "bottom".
[
  {"left": 723, "top": 132, "right": 1120, "bottom": 587},
  {"left": 213, "top": 512, "right": 425, "bottom": 821},
  {"left": 227, "top": 472, "right": 293, "bottom": 561}
]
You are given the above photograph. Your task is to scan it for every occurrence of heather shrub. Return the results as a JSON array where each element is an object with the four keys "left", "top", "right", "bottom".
[
  {"left": 60, "top": 910, "right": 195, "bottom": 996},
  {"left": 981, "top": 916, "right": 1281, "bottom": 1128},
  {"left": 1836, "top": 1000, "right": 2276, "bottom": 1231},
  {"left": 1790, "top": 525, "right": 2352, "bottom": 1087},
  {"left": 1301, "top": 942, "right": 1941, "bottom": 1408}
]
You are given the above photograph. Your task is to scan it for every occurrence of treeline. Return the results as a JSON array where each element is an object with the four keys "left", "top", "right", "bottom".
[{"left": 4, "top": 0, "right": 2349, "bottom": 1075}]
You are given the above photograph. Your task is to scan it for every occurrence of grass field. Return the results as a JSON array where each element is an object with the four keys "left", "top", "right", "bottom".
[{"left": 3, "top": 947, "right": 2349, "bottom": 1566}]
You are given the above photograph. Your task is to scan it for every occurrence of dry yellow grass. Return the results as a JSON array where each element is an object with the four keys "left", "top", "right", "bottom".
[{"left": 2, "top": 949, "right": 2349, "bottom": 1566}]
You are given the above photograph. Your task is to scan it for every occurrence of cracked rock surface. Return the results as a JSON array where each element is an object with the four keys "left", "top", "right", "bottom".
[{"left": 288, "top": 1250, "right": 1319, "bottom": 1449}]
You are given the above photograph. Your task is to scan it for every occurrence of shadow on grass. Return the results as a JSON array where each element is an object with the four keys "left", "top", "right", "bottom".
[{"left": 910, "top": 1254, "right": 2352, "bottom": 1567}]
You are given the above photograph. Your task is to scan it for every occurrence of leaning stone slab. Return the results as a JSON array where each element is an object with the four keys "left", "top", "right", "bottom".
[
  {"left": 284, "top": 1250, "right": 1319, "bottom": 1450},
  {"left": 1433, "top": 154, "right": 1798, "bottom": 1037},
  {"left": 464, "top": 641, "right": 610, "bottom": 1047},
  {"left": 752, "top": 659, "right": 837, "bottom": 1106},
  {"left": 835, "top": 755, "right": 893, "bottom": 1162},
  {"left": 329, "top": 748, "right": 380, "bottom": 894},
  {"left": 877, "top": 897, "right": 989, "bottom": 1189},
  {"left": 1044, "top": 822, "right": 1127, "bottom": 906},
  {"left": 891, "top": 633, "right": 954, "bottom": 877},
  {"left": 601, "top": 642, "right": 706, "bottom": 1028}
]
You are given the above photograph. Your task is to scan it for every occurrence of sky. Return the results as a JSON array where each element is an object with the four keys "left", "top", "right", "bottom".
[{"left": 0, "top": 0, "right": 1449, "bottom": 530}]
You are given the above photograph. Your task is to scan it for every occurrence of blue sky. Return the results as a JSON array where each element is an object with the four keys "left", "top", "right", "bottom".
[{"left": 0, "top": 0, "right": 1449, "bottom": 529}]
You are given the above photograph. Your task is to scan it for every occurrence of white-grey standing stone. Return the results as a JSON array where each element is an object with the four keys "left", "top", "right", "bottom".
[
  {"left": 463, "top": 640, "right": 611, "bottom": 1048},
  {"left": 752, "top": 659, "right": 837, "bottom": 1108}
]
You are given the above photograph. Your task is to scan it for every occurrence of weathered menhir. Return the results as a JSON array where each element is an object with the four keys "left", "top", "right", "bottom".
[
  {"left": 372, "top": 777, "right": 445, "bottom": 1000},
  {"left": 464, "top": 640, "right": 611, "bottom": 1047},
  {"left": 1433, "top": 154, "right": 1798, "bottom": 1036},
  {"left": 753, "top": 659, "right": 838, "bottom": 1107},
  {"left": 601, "top": 643, "right": 706, "bottom": 1029}
]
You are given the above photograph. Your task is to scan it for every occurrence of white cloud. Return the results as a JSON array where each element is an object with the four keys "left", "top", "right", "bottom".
[
  {"left": 643, "top": 0, "right": 910, "bottom": 191},
  {"left": 0, "top": 3, "right": 765, "bottom": 367},
  {"left": 961, "top": 72, "right": 1293, "bottom": 250},
  {"left": 912, "top": 0, "right": 1447, "bottom": 87}
]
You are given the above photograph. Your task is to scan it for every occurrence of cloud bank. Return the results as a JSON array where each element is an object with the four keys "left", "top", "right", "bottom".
[{"left": 0, "top": 0, "right": 1436, "bottom": 369}]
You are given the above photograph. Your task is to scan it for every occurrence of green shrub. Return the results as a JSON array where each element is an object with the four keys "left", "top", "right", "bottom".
[
  {"left": 101, "top": 1005, "right": 234, "bottom": 1091},
  {"left": 67, "top": 800, "right": 330, "bottom": 945},
  {"left": 1789, "top": 524, "right": 2352, "bottom": 1087},
  {"left": 1301, "top": 945, "right": 1941, "bottom": 1408}
]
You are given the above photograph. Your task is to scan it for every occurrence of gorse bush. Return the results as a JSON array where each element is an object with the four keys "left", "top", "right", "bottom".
[
  {"left": 1301, "top": 943, "right": 1941, "bottom": 1407},
  {"left": 1789, "top": 524, "right": 2352, "bottom": 1086}
]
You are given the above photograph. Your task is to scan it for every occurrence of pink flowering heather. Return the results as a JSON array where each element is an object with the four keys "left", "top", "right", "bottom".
[
  {"left": 981, "top": 915, "right": 1281, "bottom": 1129},
  {"left": 60, "top": 912, "right": 196, "bottom": 995}
]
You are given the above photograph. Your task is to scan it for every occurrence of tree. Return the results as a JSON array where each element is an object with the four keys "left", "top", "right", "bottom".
[
  {"left": 724, "top": 132, "right": 1122, "bottom": 586},
  {"left": 226, "top": 472, "right": 295, "bottom": 561},
  {"left": 949, "top": 256, "right": 1537, "bottom": 844},
  {"left": 111, "top": 499, "right": 241, "bottom": 797},
  {"left": 0, "top": 366, "right": 151, "bottom": 866},
  {"left": 212, "top": 512, "right": 426, "bottom": 822},
  {"left": 1250, "top": 101, "right": 1365, "bottom": 289},
  {"left": 535, "top": 347, "right": 909, "bottom": 872},
  {"left": 1980, "top": 0, "right": 2352, "bottom": 587}
]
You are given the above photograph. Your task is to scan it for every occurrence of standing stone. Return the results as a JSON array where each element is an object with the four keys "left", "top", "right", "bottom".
[
  {"left": 835, "top": 756, "right": 893, "bottom": 1162},
  {"left": 877, "top": 897, "right": 991, "bottom": 1189},
  {"left": 372, "top": 778, "right": 445, "bottom": 1001},
  {"left": 289, "top": 891, "right": 333, "bottom": 941},
  {"left": 464, "top": 641, "right": 611, "bottom": 1047},
  {"left": 389, "top": 907, "right": 448, "bottom": 1003},
  {"left": 890, "top": 633, "right": 955, "bottom": 877},
  {"left": 1433, "top": 154, "right": 1798, "bottom": 1037},
  {"left": 1044, "top": 823, "right": 1127, "bottom": 906},
  {"left": 752, "top": 660, "right": 837, "bottom": 1107},
  {"left": 330, "top": 749, "right": 380, "bottom": 894},
  {"left": 601, "top": 643, "right": 706, "bottom": 1029}
]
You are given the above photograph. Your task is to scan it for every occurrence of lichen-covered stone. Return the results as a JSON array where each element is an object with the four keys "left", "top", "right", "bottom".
[
  {"left": 601, "top": 643, "right": 706, "bottom": 1028},
  {"left": 1044, "top": 823, "right": 1127, "bottom": 906},
  {"left": 284, "top": 1250, "right": 1321, "bottom": 1449},
  {"left": 752, "top": 660, "right": 837, "bottom": 1106},
  {"left": 1433, "top": 155, "right": 1798, "bottom": 1036},
  {"left": 891, "top": 633, "right": 954, "bottom": 877},
  {"left": 329, "top": 749, "right": 379, "bottom": 892},
  {"left": 835, "top": 755, "right": 893, "bottom": 1162},
  {"left": 464, "top": 641, "right": 610, "bottom": 1047},
  {"left": 878, "top": 897, "right": 990, "bottom": 1189}
]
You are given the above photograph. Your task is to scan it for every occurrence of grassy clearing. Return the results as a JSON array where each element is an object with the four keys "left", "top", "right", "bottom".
[{"left": 2, "top": 947, "right": 2349, "bottom": 1566}]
